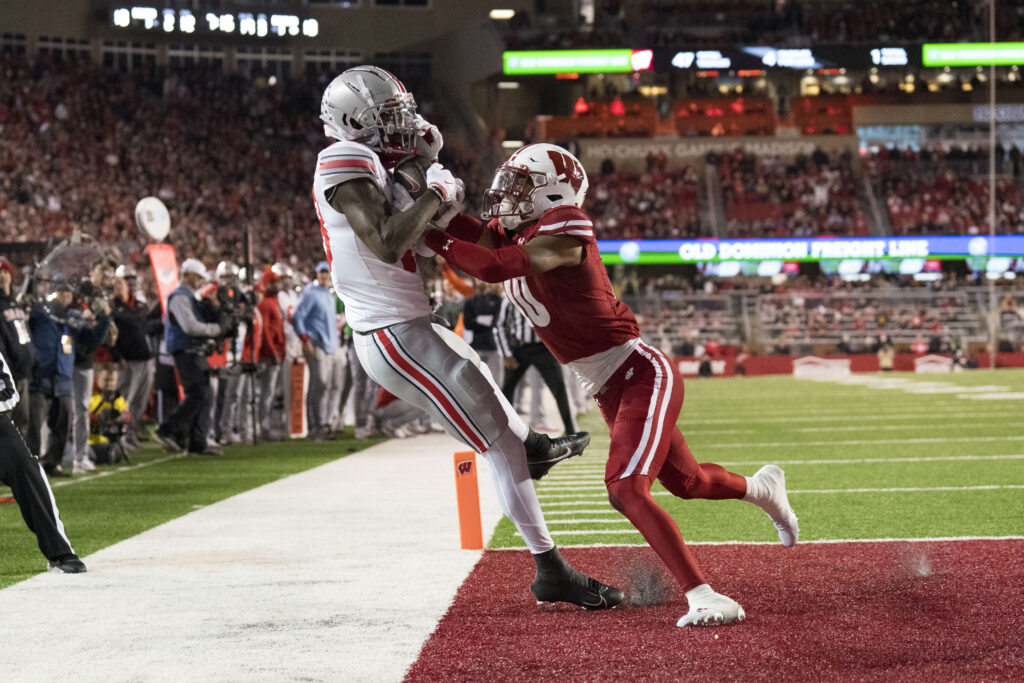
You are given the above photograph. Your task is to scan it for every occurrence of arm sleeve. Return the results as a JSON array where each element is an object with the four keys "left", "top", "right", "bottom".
[
  {"left": 424, "top": 231, "right": 531, "bottom": 284},
  {"left": 444, "top": 214, "right": 485, "bottom": 243},
  {"left": 169, "top": 294, "right": 221, "bottom": 338}
]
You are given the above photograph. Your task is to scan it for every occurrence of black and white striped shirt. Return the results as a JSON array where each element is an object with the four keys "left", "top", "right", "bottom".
[
  {"left": 495, "top": 298, "right": 540, "bottom": 357},
  {"left": 0, "top": 349, "right": 20, "bottom": 412}
]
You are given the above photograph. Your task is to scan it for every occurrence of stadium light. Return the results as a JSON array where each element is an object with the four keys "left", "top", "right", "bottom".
[
  {"left": 489, "top": 9, "right": 516, "bottom": 20},
  {"left": 496, "top": 81, "right": 520, "bottom": 89}
]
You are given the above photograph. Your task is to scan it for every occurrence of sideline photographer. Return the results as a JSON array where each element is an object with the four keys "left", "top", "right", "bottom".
[{"left": 153, "top": 259, "right": 225, "bottom": 456}]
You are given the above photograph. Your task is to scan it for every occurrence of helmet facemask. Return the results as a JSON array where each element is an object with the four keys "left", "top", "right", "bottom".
[
  {"left": 356, "top": 93, "right": 418, "bottom": 161},
  {"left": 483, "top": 164, "right": 549, "bottom": 231}
]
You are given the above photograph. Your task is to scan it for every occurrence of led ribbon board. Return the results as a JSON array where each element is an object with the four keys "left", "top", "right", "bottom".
[
  {"left": 596, "top": 235, "right": 1024, "bottom": 265},
  {"left": 923, "top": 42, "right": 1024, "bottom": 66},
  {"left": 502, "top": 50, "right": 653, "bottom": 75}
]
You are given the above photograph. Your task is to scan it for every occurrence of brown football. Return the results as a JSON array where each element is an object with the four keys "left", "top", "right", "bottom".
[{"left": 393, "top": 157, "right": 428, "bottom": 198}]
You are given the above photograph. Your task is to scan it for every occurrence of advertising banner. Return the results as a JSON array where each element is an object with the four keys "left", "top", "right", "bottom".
[{"left": 598, "top": 235, "right": 1024, "bottom": 265}]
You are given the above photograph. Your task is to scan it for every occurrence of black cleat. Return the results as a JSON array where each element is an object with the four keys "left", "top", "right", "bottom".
[
  {"left": 525, "top": 431, "right": 591, "bottom": 480},
  {"left": 530, "top": 548, "right": 623, "bottom": 610},
  {"left": 48, "top": 554, "right": 87, "bottom": 573},
  {"left": 153, "top": 430, "right": 184, "bottom": 454}
]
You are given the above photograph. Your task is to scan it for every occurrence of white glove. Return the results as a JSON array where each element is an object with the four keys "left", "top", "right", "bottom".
[
  {"left": 426, "top": 163, "right": 460, "bottom": 203},
  {"left": 413, "top": 115, "right": 443, "bottom": 162},
  {"left": 413, "top": 233, "right": 436, "bottom": 258},
  {"left": 433, "top": 178, "right": 465, "bottom": 228}
]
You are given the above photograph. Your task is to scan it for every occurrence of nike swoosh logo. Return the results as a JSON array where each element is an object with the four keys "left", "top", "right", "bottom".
[
  {"left": 582, "top": 593, "right": 607, "bottom": 608},
  {"left": 531, "top": 447, "right": 574, "bottom": 464}
]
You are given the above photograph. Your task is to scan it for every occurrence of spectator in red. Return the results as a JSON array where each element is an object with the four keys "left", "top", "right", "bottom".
[{"left": 257, "top": 269, "right": 286, "bottom": 439}]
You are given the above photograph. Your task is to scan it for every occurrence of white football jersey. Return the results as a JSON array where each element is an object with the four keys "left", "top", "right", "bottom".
[{"left": 312, "top": 140, "right": 430, "bottom": 333}]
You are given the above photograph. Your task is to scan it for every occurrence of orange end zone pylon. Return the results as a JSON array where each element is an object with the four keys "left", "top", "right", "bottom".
[{"left": 453, "top": 451, "right": 483, "bottom": 550}]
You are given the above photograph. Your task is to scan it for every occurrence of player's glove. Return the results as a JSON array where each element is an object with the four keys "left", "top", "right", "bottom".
[
  {"left": 433, "top": 178, "right": 465, "bottom": 229},
  {"left": 413, "top": 115, "right": 443, "bottom": 162},
  {"left": 426, "top": 163, "right": 460, "bottom": 204}
]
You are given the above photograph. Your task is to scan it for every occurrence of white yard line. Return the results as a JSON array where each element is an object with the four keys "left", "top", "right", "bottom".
[
  {"left": 537, "top": 484, "right": 1024, "bottom": 499},
  {"left": 502, "top": 535, "right": 1024, "bottom": 547},
  {"left": 682, "top": 410, "right": 1021, "bottom": 425},
  {"left": 0, "top": 433, "right": 504, "bottom": 683},
  {"left": 542, "top": 453, "right": 1024, "bottom": 480},
  {"left": 701, "top": 435, "right": 1024, "bottom": 449}
]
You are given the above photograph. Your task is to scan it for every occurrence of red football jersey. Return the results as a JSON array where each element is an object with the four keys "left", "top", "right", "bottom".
[{"left": 503, "top": 205, "right": 640, "bottom": 364}]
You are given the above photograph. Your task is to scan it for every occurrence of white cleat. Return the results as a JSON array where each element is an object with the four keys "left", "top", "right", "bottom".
[
  {"left": 677, "top": 592, "right": 746, "bottom": 628},
  {"left": 752, "top": 464, "right": 799, "bottom": 547}
]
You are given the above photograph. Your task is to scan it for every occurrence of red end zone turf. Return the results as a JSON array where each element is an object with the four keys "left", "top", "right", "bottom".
[{"left": 406, "top": 541, "right": 1024, "bottom": 682}]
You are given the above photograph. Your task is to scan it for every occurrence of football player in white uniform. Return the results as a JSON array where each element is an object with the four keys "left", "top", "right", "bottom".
[{"left": 312, "top": 65, "right": 622, "bottom": 609}]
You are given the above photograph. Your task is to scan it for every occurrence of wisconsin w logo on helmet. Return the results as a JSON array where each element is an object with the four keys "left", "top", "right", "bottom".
[
  {"left": 547, "top": 149, "right": 585, "bottom": 194},
  {"left": 483, "top": 143, "right": 590, "bottom": 231}
]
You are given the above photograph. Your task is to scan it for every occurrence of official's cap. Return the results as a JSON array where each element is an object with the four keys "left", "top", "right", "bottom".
[
  {"left": 316, "top": 261, "right": 330, "bottom": 273},
  {"left": 180, "top": 258, "right": 208, "bottom": 278}
]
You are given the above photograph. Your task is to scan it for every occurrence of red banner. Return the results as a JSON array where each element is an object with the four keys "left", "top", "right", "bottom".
[{"left": 146, "top": 244, "right": 178, "bottom": 319}]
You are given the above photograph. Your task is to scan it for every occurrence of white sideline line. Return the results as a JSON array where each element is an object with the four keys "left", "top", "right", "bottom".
[
  {"left": 794, "top": 422, "right": 1013, "bottom": 433},
  {"left": 546, "top": 519, "right": 630, "bottom": 524},
  {"left": 46, "top": 452, "right": 190, "bottom": 489},
  {"left": 541, "top": 509, "right": 614, "bottom": 515},
  {"left": 544, "top": 509, "right": 614, "bottom": 516},
  {"left": 702, "top": 435, "right": 1024, "bottom": 449},
  {"left": 543, "top": 454, "right": 1024, "bottom": 480},
  {"left": 683, "top": 411, "right": 1021, "bottom": 425},
  {"left": 537, "top": 484, "right": 1024, "bottom": 499},
  {"left": 503, "top": 535, "right": 1024, "bottom": 547},
  {"left": 0, "top": 433, "right": 505, "bottom": 682}
]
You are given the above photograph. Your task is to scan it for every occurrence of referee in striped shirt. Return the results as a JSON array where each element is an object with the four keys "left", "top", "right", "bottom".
[
  {"left": 496, "top": 298, "right": 578, "bottom": 435},
  {"left": 0, "top": 349, "right": 86, "bottom": 573}
]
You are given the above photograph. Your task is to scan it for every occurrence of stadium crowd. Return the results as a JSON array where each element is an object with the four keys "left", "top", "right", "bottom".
[
  {"left": 866, "top": 146, "right": 1024, "bottom": 235},
  {"left": 715, "top": 147, "right": 868, "bottom": 238}
]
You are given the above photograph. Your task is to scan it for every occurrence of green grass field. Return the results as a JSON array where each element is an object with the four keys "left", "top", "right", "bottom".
[
  {"left": 0, "top": 429, "right": 382, "bottom": 589},
  {"left": 490, "top": 370, "right": 1024, "bottom": 547},
  {"left": 4, "top": 371, "right": 1022, "bottom": 589}
]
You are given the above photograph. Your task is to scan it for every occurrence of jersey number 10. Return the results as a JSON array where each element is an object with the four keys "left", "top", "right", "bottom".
[{"left": 505, "top": 277, "right": 550, "bottom": 328}]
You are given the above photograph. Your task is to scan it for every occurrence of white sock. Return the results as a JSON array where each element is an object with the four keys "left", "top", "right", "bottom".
[
  {"left": 481, "top": 427, "right": 554, "bottom": 553},
  {"left": 685, "top": 583, "right": 715, "bottom": 606},
  {"left": 742, "top": 475, "right": 766, "bottom": 504}
]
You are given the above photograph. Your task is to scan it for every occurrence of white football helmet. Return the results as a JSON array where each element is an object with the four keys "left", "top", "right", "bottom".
[
  {"left": 483, "top": 143, "right": 589, "bottom": 231},
  {"left": 215, "top": 260, "right": 239, "bottom": 283},
  {"left": 320, "top": 65, "right": 418, "bottom": 161}
]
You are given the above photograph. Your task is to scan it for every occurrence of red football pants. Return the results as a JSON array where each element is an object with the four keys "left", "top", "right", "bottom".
[{"left": 595, "top": 342, "right": 747, "bottom": 592}]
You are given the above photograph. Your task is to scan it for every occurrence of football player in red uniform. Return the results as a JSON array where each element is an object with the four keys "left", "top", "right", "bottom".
[{"left": 423, "top": 143, "right": 799, "bottom": 627}]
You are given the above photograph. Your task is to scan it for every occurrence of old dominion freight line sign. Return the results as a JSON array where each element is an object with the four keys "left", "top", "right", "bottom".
[{"left": 597, "top": 235, "right": 1024, "bottom": 265}]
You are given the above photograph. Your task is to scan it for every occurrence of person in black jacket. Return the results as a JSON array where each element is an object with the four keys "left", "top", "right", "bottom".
[
  {"left": 461, "top": 282, "right": 504, "bottom": 388},
  {"left": 69, "top": 264, "right": 115, "bottom": 474},
  {"left": 0, "top": 257, "right": 34, "bottom": 434},
  {"left": 28, "top": 281, "right": 111, "bottom": 478},
  {"left": 110, "top": 272, "right": 156, "bottom": 451}
]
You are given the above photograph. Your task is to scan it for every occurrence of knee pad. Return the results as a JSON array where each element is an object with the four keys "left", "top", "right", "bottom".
[
  {"left": 606, "top": 476, "right": 653, "bottom": 515},
  {"left": 659, "top": 461, "right": 699, "bottom": 500}
]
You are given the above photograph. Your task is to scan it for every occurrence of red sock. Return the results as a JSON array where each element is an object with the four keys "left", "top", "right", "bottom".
[
  {"left": 658, "top": 429, "right": 747, "bottom": 501},
  {"left": 607, "top": 476, "right": 706, "bottom": 592}
]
